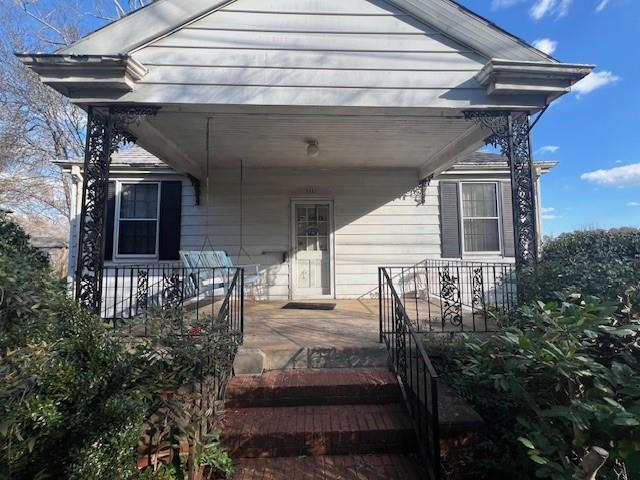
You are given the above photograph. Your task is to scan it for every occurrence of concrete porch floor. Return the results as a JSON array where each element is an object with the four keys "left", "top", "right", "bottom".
[
  {"left": 243, "top": 299, "right": 381, "bottom": 351},
  {"left": 239, "top": 299, "right": 385, "bottom": 370}
]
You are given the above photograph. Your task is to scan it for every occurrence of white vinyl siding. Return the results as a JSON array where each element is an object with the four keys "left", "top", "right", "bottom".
[
  {"left": 177, "top": 168, "right": 441, "bottom": 299},
  {"left": 128, "top": 0, "right": 491, "bottom": 109}
]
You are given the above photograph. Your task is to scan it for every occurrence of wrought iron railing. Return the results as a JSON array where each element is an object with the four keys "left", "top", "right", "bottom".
[
  {"left": 382, "top": 259, "right": 517, "bottom": 333},
  {"left": 100, "top": 264, "right": 243, "bottom": 330},
  {"left": 379, "top": 267, "right": 440, "bottom": 480},
  {"left": 216, "top": 267, "right": 244, "bottom": 337}
]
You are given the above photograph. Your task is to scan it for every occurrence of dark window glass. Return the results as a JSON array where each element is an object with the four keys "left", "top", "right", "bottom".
[
  {"left": 117, "top": 184, "right": 159, "bottom": 255},
  {"left": 118, "top": 221, "right": 157, "bottom": 255}
]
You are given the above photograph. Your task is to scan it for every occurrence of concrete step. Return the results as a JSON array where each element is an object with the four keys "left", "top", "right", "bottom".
[
  {"left": 234, "top": 345, "right": 389, "bottom": 373},
  {"left": 219, "top": 403, "right": 417, "bottom": 458},
  {"left": 226, "top": 368, "right": 402, "bottom": 408},
  {"left": 233, "top": 454, "right": 425, "bottom": 479}
]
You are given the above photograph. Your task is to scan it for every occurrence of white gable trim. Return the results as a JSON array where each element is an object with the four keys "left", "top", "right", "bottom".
[
  {"left": 57, "top": 0, "right": 235, "bottom": 55},
  {"left": 389, "top": 0, "right": 554, "bottom": 63},
  {"left": 59, "top": 0, "right": 550, "bottom": 64}
]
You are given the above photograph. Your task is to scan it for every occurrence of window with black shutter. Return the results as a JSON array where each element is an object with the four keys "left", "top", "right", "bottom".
[
  {"left": 105, "top": 180, "right": 182, "bottom": 260},
  {"left": 115, "top": 182, "right": 160, "bottom": 257}
]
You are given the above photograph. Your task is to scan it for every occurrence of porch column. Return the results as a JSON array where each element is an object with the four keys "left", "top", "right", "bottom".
[
  {"left": 464, "top": 111, "right": 539, "bottom": 267},
  {"left": 75, "top": 106, "right": 158, "bottom": 313}
]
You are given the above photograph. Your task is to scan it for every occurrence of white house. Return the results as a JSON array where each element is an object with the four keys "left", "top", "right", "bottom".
[{"left": 20, "top": 0, "right": 592, "bottom": 311}]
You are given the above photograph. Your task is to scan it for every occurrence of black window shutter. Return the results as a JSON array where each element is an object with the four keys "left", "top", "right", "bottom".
[
  {"left": 158, "top": 181, "right": 182, "bottom": 260},
  {"left": 501, "top": 182, "right": 516, "bottom": 257},
  {"left": 439, "top": 181, "right": 462, "bottom": 258},
  {"left": 104, "top": 181, "right": 116, "bottom": 261}
]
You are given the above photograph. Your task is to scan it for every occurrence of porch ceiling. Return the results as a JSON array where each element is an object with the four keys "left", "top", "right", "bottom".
[{"left": 130, "top": 107, "right": 486, "bottom": 180}]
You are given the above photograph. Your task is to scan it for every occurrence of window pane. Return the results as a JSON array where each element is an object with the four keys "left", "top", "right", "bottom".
[
  {"left": 464, "top": 219, "right": 500, "bottom": 252},
  {"left": 462, "top": 184, "right": 497, "bottom": 217},
  {"left": 118, "top": 220, "right": 157, "bottom": 255},
  {"left": 120, "top": 184, "right": 158, "bottom": 219}
]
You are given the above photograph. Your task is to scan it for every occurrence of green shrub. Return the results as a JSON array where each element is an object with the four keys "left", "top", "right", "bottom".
[
  {"left": 436, "top": 294, "right": 640, "bottom": 480},
  {"left": 0, "top": 213, "right": 66, "bottom": 348},
  {"left": 0, "top": 216, "right": 236, "bottom": 479},
  {"left": 522, "top": 229, "right": 640, "bottom": 310}
]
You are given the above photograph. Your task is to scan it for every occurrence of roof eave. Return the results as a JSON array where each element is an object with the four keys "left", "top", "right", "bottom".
[
  {"left": 477, "top": 59, "right": 595, "bottom": 101},
  {"left": 16, "top": 53, "right": 147, "bottom": 97}
]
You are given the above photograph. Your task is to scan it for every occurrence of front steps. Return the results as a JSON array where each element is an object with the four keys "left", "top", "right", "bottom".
[
  {"left": 234, "top": 454, "right": 424, "bottom": 479},
  {"left": 220, "top": 368, "right": 425, "bottom": 479}
]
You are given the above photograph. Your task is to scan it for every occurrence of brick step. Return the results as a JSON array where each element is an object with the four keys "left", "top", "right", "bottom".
[
  {"left": 219, "top": 403, "right": 416, "bottom": 458},
  {"left": 234, "top": 454, "right": 425, "bottom": 479},
  {"left": 226, "top": 368, "right": 401, "bottom": 408}
]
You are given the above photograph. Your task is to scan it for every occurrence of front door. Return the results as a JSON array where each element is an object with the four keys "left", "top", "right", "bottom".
[{"left": 291, "top": 202, "right": 332, "bottom": 298}]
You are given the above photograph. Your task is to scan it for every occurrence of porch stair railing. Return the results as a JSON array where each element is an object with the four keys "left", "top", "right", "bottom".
[
  {"left": 381, "top": 259, "right": 517, "bottom": 333},
  {"left": 379, "top": 267, "right": 441, "bottom": 480}
]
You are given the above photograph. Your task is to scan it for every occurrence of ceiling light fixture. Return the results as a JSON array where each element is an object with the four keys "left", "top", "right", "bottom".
[{"left": 307, "top": 140, "right": 320, "bottom": 158}]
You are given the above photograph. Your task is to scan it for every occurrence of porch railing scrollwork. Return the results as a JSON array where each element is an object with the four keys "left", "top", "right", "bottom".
[
  {"left": 379, "top": 267, "right": 441, "bottom": 480},
  {"left": 381, "top": 259, "right": 517, "bottom": 333},
  {"left": 99, "top": 265, "right": 244, "bottom": 340}
]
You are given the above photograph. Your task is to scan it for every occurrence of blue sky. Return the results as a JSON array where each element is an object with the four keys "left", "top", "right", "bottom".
[{"left": 458, "top": 0, "right": 640, "bottom": 235}]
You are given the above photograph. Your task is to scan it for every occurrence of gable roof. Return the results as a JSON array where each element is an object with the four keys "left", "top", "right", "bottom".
[{"left": 57, "top": 0, "right": 552, "bottom": 63}]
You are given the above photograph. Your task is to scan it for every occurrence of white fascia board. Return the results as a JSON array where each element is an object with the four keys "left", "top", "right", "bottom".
[
  {"left": 388, "top": 0, "right": 555, "bottom": 62},
  {"left": 57, "top": 0, "right": 233, "bottom": 55}
]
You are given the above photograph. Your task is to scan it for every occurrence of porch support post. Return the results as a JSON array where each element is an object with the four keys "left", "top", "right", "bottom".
[
  {"left": 75, "top": 105, "right": 159, "bottom": 313},
  {"left": 463, "top": 111, "right": 539, "bottom": 267}
]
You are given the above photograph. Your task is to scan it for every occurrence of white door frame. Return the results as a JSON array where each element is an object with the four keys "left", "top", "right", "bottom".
[{"left": 289, "top": 198, "right": 336, "bottom": 300}]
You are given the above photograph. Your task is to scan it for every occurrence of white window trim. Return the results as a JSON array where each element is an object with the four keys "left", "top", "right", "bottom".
[
  {"left": 113, "top": 180, "right": 161, "bottom": 260},
  {"left": 459, "top": 181, "right": 503, "bottom": 256}
]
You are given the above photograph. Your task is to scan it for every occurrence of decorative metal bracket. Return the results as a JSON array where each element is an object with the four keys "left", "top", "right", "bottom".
[
  {"left": 408, "top": 175, "right": 433, "bottom": 206},
  {"left": 188, "top": 174, "right": 201, "bottom": 206},
  {"left": 75, "top": 105, "right": 159, "bottom": 313},
  {"left": 464, "top": 111, "right": 539, "bottom": 267}
]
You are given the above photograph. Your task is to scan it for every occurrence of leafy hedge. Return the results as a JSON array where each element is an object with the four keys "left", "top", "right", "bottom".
[
  {"left": 0, "top": 214, "right": 235, "bottom": 479},
  {"left": 522, "top": 229, "right": 640, "bottom": 310},
  {"left": 436, "top": 228, "right": 640, "bottom": 480},
  {"left": 437, "top": 295, "right": 640, "bottom": 480}
]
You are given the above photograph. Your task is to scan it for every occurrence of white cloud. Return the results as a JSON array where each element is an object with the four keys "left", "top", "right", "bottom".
[
  {"left": 531, "top": 0, "right": 572, "bottom": 20},
  {"left": 596, "top": 0, "right": 611, "bottom": 13},
  {"left": 532, "top": 38, "right": 558, "bottom": 55},
  {"left": 536, "top": 145, "right": 560, "bottom": 155},
  {"left": 581, "top": 163, "right": 640, "bottom": 188},
  {"left": 542, "top": 207, "right": 561, "bottom": 220},
  {"left": 531, "top": 0, "right": 555, "bottom": 19},
  {"left": 491, "top": 0, "right": 525, "bottom": 8},
  {"left": 572, "top": 71, "right": 620, "bottom": 97},
  {"left": 628, "top": 202, "right": 640, "bottom": 207}
]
